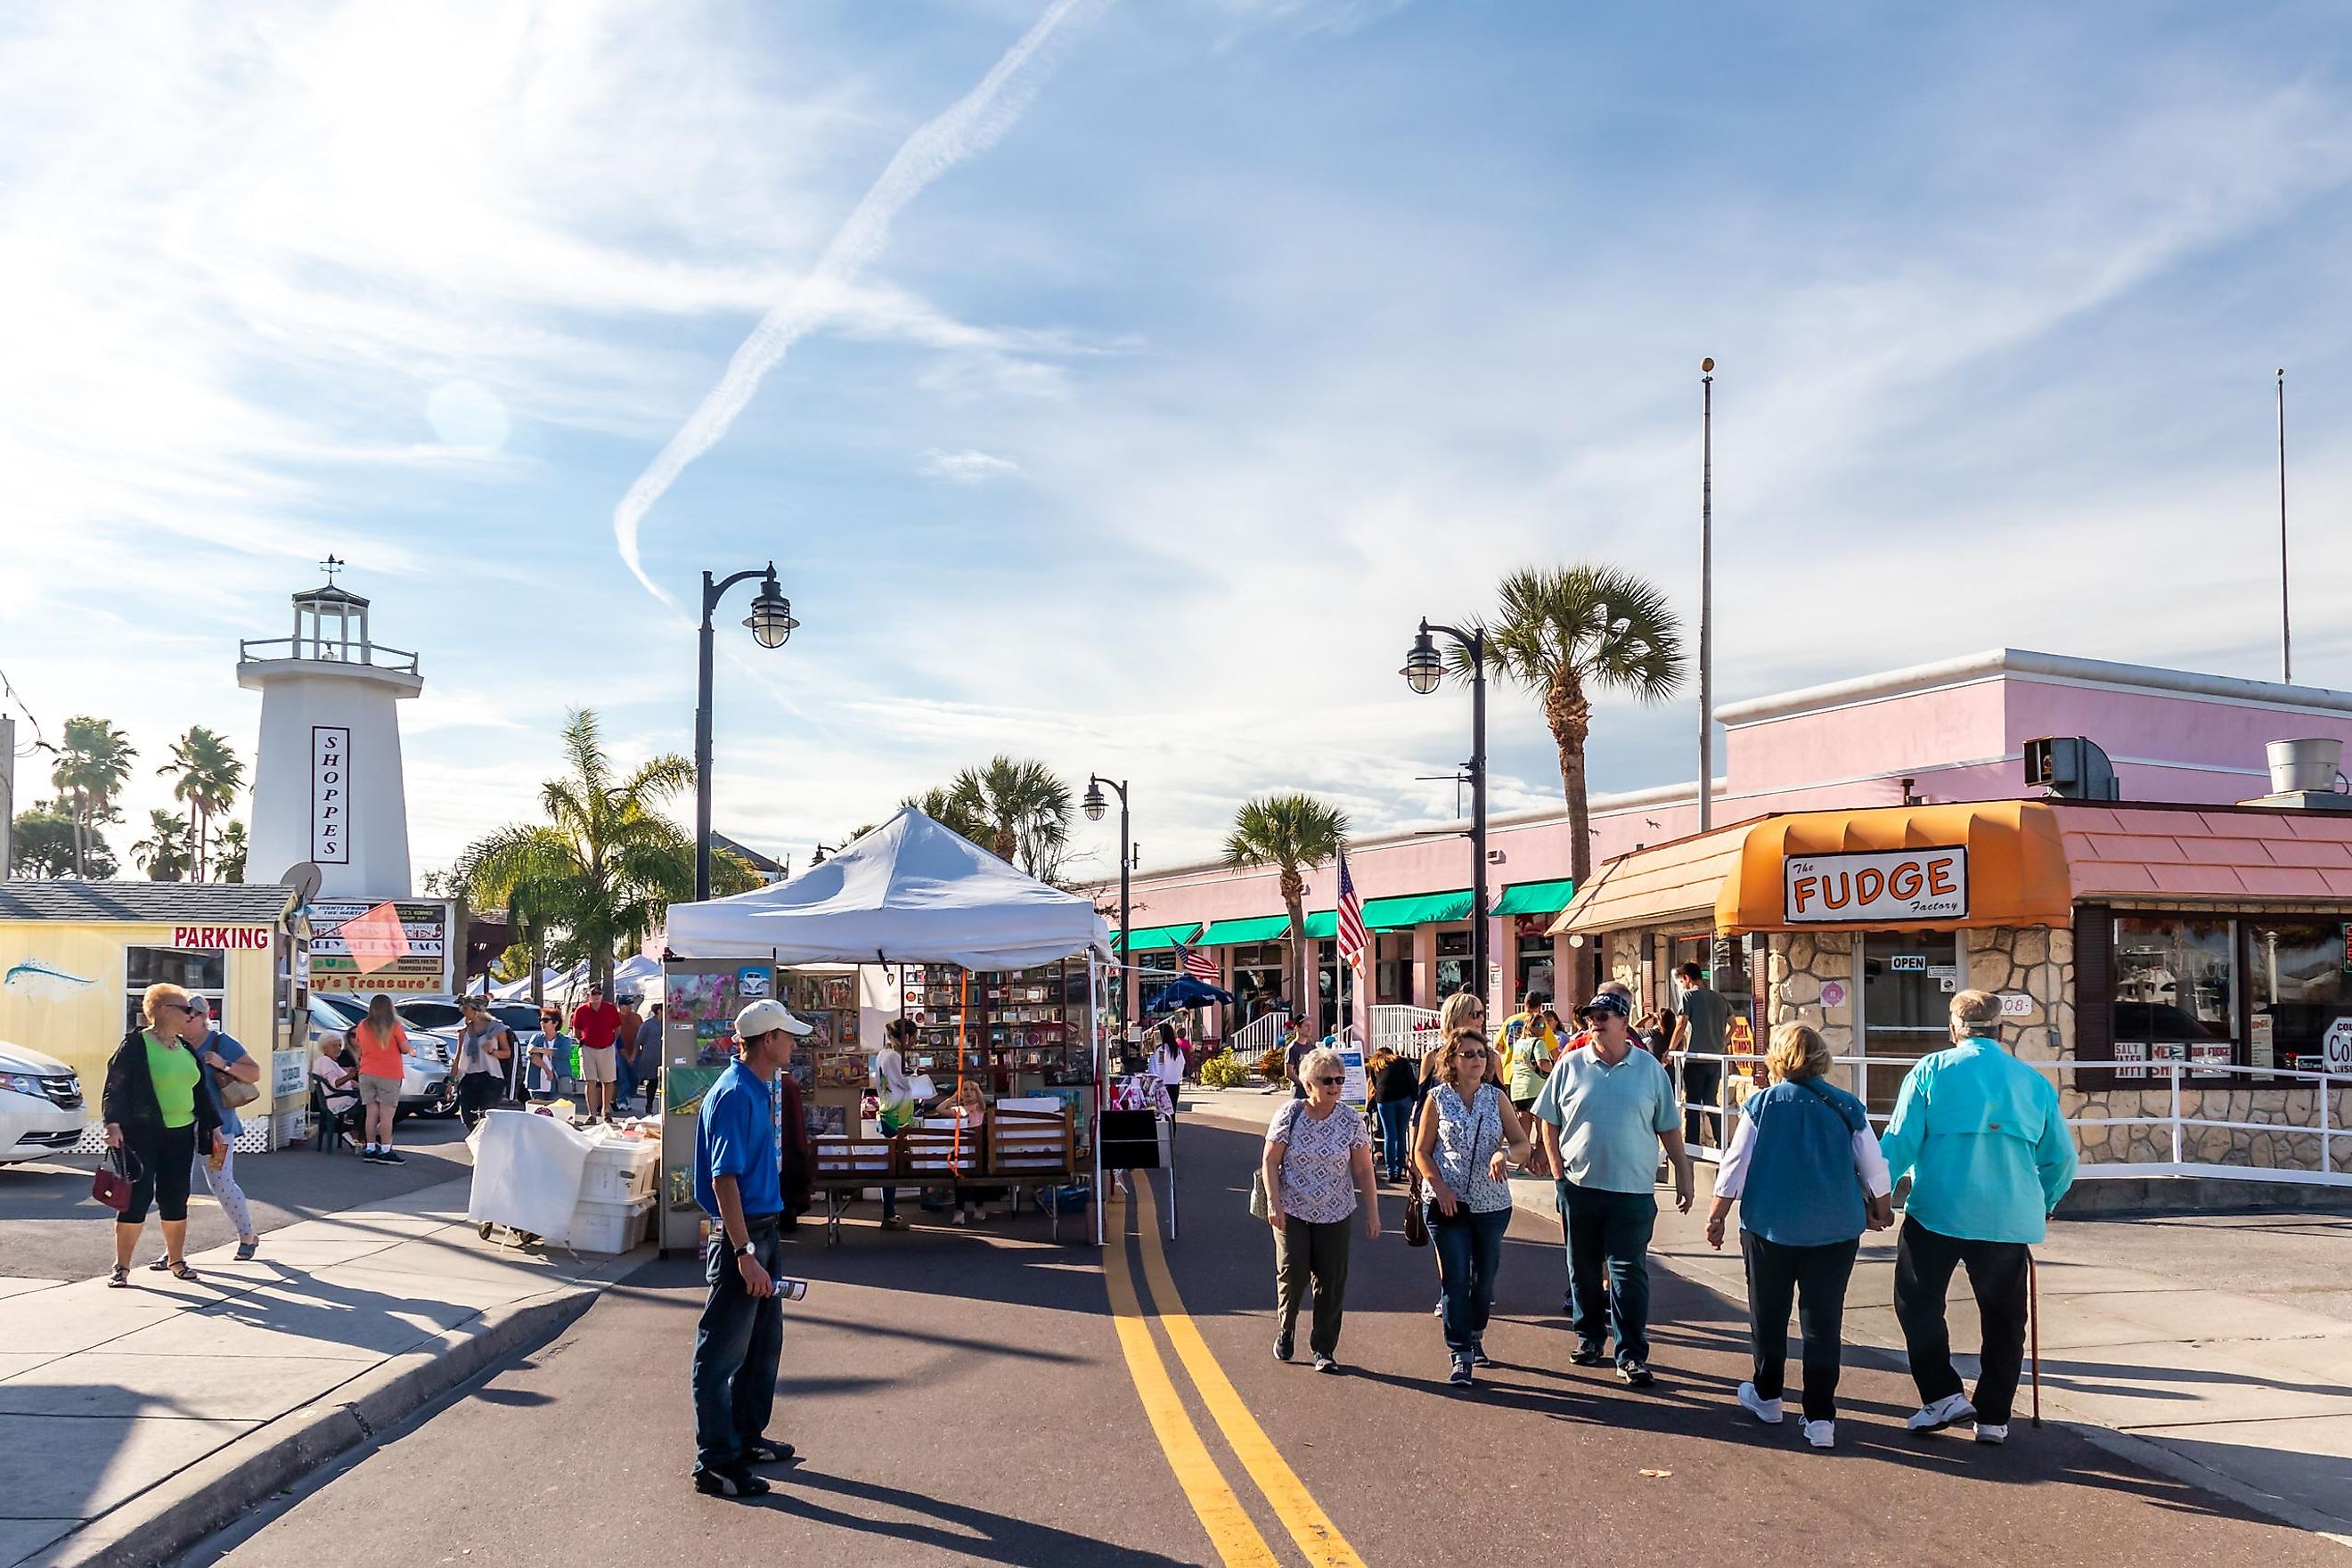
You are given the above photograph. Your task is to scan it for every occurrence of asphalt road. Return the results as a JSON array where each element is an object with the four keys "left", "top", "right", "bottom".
[
  {"left": 0, "top": 1116, "right": 473, "bottom": 1280},
  {"left": 185, "top": 1110, "right": 2339, "bottom": 1567}
]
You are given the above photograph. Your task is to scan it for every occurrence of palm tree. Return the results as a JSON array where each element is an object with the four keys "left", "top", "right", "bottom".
[
  {"left": 158, "top": 725, "right": 245, "bottom": 881},
  {"left": 133, "top": 810, "right": 193, "bottom": 881},
  {"left": 1474, "top": 564, "right": 1686, "bottom": 886},
  {"left": 933, "top": 757, "right": 1074, "bottom": 880},
  {"left": 50, "top": 716, "right": 137, "bottom": 877},
  {"left": 905, "top": 786, "right": 992, "bottom": 845},
  {"left": 1223, "top": 794, "right": 1349, "bottom": 1030},
  {"left": 453, "top": 709, "right": 747, "bottom": 1002},
  {"left": 214, "top": 821, "right": 249, "bottom": 883}
]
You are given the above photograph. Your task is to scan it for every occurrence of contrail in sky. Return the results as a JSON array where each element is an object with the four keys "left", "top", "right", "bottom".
[{"left": 613, "top": 0, "right": 1107, "bottom": 601}]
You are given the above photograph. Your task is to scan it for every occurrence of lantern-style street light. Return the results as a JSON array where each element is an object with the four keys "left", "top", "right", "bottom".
[
  {"left": 696, "top": 562, "right": 798, "bottom": 900},
  {"left": 1401, "top": 617, "right": 1490, "bottom": 1006}
]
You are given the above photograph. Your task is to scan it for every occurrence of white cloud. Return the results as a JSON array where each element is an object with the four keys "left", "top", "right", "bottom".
[{"left": 917, "top": 447, "right": 1024, "bottom": 484}]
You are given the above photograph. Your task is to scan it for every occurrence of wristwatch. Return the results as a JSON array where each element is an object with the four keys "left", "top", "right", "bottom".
[{"left": 733, "top": 1240, "right": 755, "bottom": 1259}]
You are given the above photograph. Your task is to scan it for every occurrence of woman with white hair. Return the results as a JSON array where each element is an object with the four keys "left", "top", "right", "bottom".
[{"left": 1262, "top": 1044, "right": 1379, "bottom": 1373}]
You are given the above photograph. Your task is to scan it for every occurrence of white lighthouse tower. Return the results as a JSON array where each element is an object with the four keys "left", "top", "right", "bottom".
[{"left": 237, "top": 559, "right": 422, "bottom": 899}]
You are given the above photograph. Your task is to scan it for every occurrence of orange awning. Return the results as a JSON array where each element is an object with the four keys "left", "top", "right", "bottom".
[
  {"left": 1548, "top": 823, "right": 1752, "bottom": 938},
  {"left": 1715, "top": 799, "right": 2071, "bottom": 935}
]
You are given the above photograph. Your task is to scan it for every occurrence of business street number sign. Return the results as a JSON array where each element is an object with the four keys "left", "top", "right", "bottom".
[{"left": 1785, "top": 846, "right": 1968, "bottom": 925}]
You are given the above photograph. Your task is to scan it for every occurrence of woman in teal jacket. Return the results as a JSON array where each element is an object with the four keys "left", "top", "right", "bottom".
[{"left": 1880, "top": 988, "right": 2077, "bottom": 1447}]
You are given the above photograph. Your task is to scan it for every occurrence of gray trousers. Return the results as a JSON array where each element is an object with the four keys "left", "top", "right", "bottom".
[{"left": 1275, "top": 1215, "right": 1353, "bottom": 1359}]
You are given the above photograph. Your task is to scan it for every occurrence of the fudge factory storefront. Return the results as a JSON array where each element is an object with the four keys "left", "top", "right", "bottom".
[{"left": 1551, "top": 798, "right": 2352, "bottom": 1186}]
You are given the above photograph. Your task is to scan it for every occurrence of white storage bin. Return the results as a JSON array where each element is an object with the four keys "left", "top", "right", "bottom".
[
  {"left": 567, "top": 1194, "right": 654, "bottom": 1254},
  {"left": 579, "top": 1143, "right": 657, "bottom": 1203}
]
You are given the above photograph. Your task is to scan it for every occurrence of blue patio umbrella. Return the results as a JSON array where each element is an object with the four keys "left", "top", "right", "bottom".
[{"left": 1146, "top": 975, "right": 1236, "bottom": 1014}]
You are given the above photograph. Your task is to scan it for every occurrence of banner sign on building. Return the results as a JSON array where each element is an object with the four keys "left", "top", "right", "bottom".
[
  {"left": 1784, "top": 846, "right": 1968, "bottom": 925},
  {"left": 311, "top": 726, "right": 351, "bottom": 864},
  {"left": 308, "top": 901, "right": 447, "bottom": 994}
]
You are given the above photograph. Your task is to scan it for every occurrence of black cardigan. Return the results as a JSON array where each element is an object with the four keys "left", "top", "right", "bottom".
[{"left": 101, "top": 1028, "right": 223, "bottom": 1148}]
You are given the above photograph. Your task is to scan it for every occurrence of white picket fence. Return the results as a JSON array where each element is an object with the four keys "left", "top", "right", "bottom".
[{"left": 1372, "top": 1005, "right": 1442, "bottom": 1058}]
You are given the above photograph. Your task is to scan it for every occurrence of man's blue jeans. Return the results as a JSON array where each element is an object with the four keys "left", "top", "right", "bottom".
[
  {"left": 1433, "top": 1203, "right": 1511, "bottom": 1357},
  {"left": 691, "top": 1221, "right": 783, "bottom": 1472},
  {"left": 1557, "top": 1180, "right": 1658, "bottom": 1366},
  {"left": 1376, "top": 1100, "right": 1413, "bottom": 1180}
]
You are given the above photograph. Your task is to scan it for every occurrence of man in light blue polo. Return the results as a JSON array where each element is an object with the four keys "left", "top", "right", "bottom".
[{"left": 1532, "top": 991, "right": 1694, "bottom": 1387}]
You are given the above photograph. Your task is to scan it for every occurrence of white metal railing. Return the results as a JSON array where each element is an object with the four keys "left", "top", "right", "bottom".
[
  {"left": 1372, "top": 1005, "right": 1441, "bottom": 1058},
  {"left": 238, "top": 634, "right": 420, "bottom": 674},
  {"left": 1668, "top": 1050, "right": 2350, "bottom": 1189},
  {"left": 1226, "top": 1013, "right": 1286, "bottom": 1066}
]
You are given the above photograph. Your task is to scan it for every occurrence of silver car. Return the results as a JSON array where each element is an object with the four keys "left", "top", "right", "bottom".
[{"left": 308, "top": 995, "right": 456, "bottom": 1118}]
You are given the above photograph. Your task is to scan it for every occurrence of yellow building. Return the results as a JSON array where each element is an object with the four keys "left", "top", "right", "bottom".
[{"left": 0, "top": 881, "right": 300, "bottom": 1151}]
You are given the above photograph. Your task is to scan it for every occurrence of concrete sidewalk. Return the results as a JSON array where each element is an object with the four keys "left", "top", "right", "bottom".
[
  {"left": 1507, "top": 1164, "right": 2352, "bottom": 1541},
  {"left": 0, "top": 1178, "right": 647, "bottom": 1568}
]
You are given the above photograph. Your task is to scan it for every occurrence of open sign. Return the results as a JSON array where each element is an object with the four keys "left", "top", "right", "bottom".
[{"left": 1785, "top": 846, "right": 1968, "bottom": 925}]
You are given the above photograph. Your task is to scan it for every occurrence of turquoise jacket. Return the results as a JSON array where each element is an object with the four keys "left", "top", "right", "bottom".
[{"left": 1880, "top": 1037, "right": 2076, "bottom": 1245}]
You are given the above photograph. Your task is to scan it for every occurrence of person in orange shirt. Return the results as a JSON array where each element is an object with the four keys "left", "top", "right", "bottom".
[{"left": 351, "top": 994, "right": 414, "bottom": 1164}]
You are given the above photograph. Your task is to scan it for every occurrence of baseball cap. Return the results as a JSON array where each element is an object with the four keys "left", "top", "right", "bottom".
[
  {"left": 735, "top": 999, "right": 813, "bottom": 1039},
  {"left": 1574, "top": 992, "right": 1631, "bottom": 1022}
]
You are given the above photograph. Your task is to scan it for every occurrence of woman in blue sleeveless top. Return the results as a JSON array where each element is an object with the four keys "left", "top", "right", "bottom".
[{"left": 1705, "top": 1022, "right": 1892, "bottom": 1449}]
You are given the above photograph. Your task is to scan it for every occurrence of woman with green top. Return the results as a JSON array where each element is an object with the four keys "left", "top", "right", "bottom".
[{"left": 100, "top": 983, "right": 225, "bottom": 1286}]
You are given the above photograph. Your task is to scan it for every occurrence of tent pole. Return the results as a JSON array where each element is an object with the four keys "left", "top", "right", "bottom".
[{"left": 1090, "top": 950, "right": 1105, "bottom": 1247}]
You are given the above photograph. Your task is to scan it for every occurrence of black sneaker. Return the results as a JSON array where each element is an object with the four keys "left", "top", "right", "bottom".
[
  {"left": 1273, "top": 1330, "right": 1294, "bottom": 1363},
  {"left": 380, "top": 1148, "right": 406, "bottom": 1164},
  {"left": 692, "top": 1465, "right": 770, "bottom": 1499},
  {"left": 1617, "top": 1360, "right": 1656, "bottom": 1388},
  {"left": 1449, "top": 1357, "right": 1474, "bottom": 1388},
  {"left": 1472, "top": 1349, "right": 1498, "bottom": 1368},
  {"left": 1570, "top": 1342, "right": 1606, "bottom": 1367},
  {"left": 742, "top": 1440, "right": 796, "bottom": 1466},
  {"left": 1312, "top": 1355, "right": 1339, "bottom": 1374}
]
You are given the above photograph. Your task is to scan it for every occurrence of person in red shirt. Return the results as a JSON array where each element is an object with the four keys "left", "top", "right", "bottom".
[{"left": 571, "top": 983, "right": 624, "bottom": 1123}]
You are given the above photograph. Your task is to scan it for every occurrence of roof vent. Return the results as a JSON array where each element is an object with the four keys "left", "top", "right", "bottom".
[
  {"left": 2241, "top": 739, "right": 2352, "bottom": 812},
  {"left": 2024, "top": 737, "right": 2120, "bottom": 802}
]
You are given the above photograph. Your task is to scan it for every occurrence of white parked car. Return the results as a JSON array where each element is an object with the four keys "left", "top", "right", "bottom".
[{"left": 0, "top": 1039, "right": 89, "bottom": 1164}]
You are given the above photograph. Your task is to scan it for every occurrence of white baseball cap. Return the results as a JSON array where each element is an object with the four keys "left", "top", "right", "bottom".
[{"left": 735, "top": 999, "right": 812, "bottom": 1040}]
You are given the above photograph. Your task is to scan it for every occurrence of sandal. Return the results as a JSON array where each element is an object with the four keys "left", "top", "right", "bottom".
[
  {"left": 167, "top": 1260, "right": 200, "bottom": 1282},
  {"left": 107, "top": 1265, "right": 129, "bottom": 1288}
]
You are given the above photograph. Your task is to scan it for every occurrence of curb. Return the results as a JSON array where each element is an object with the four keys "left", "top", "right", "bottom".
[{"left": 28, "top": 1283, "right": 605, "bottom": 1568}]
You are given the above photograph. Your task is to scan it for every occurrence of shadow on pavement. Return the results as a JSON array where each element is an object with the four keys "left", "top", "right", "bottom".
[{"left": 762, "top": 1469, "right": 1203, "bottom": 1567}]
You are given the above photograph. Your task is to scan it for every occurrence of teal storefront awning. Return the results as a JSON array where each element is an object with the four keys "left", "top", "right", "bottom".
[
  {"left": 1200, "top": 914, "right": 1290, "bottom": 945},
  {"left": 1361, "top": 889, "right": 1474, "bottom": 929},
  {"left": 1115, "top": 922, "right": 1203, "bottom": 952},
  {"left": 1301, "top": 911, "right": 1336, "bottom": 940},
  {"left": 1492, "top": 878, "right": 1576, "bottom": 917}
]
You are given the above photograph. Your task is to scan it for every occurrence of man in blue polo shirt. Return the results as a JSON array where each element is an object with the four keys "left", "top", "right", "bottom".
[
  {"left": 1531, "top": 991, "right": 1694, "bottom": 1388},
  {"left": 690, "top": 998, "right": 812, "bottom": 1499}
]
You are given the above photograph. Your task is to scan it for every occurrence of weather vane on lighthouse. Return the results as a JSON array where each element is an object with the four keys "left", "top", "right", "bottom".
[{"left": 320, "top": 553, "right": 346, "bottom": 585}]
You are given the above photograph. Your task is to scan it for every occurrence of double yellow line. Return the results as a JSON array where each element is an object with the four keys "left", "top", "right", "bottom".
[{"left": 1101, "top": 1180, "right": 1365, "bottom": 1568}]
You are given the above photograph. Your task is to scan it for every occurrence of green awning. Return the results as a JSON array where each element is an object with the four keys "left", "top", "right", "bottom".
[
  {"left": 1199, "top": 914, "right": 1290, "bottom": 946},
  {"left": 1492, "top": 878, "right": 1576, "bottom": 917},
  {"left": 1301, "top": 911, "right": 1336, "bottom": 940},
  {"left": 1115, "top": 922, "right": 1202, "bottom": 952},
  {"left": 1362, "top": 889, "right": 1474, "bottom": 929}
]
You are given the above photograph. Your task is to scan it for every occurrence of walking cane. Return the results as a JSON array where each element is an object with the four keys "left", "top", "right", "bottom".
[{"left": 2029, "top": 1250, "right": 2041, "bottom": 1430}]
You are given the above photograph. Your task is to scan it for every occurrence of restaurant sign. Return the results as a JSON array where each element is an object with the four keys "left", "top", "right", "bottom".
[{"left": 1785, "top": 846, "right": 1968, "bottom": 925}]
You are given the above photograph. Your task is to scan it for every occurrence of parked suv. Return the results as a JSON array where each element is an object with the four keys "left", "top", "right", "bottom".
[
  {"left": 0, "top": 1039, "right": 86, "bottom": 1164},
  {"left": 307, "top": 994, "right": 457, "bottom": 1117}
]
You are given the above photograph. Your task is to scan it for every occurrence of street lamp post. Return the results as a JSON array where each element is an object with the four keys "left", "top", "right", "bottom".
[
  {"left": 1083, "top": 776, "right": 1132, "bottom": 1035},
  {"left": 695, "top": 563, "right": 798, "bottom": 901},
  {"left": 1403, "top": 619, "right": 1490, "bottom": 1012}
]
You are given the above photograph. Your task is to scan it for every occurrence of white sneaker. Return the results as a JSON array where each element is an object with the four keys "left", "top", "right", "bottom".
[
  {"left": 1975, "top": 1423, "right": 2009, "bottom": 1445},
  {"left": 1803, "top": 1419, "right": 1835, "bottom": 1450},
  {"left": 951, "top": 1211, "right": 966, "bottom": 1227},
  {"left": 1907, "top": 1392, "right": 1976, "bottom": 1433},
  {"left": 1736, "top": 1382, "right": 1784, "bottom": 1425}
]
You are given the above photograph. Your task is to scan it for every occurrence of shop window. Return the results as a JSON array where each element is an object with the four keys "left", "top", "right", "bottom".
[
  {"left": 2112, "top": 917, "right": 2236, "bottom": 1074},
  {"left": 125, "top": 947, "right": 226, "bottom": 1034},
  {"left": 2246, "top": 920, "right": 2349, "bottom": 1073}
]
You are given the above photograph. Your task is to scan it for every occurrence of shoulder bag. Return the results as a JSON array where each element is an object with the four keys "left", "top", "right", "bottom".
[
  {"left": 202, "top": 1039, "right": 260, "bottom": 1109},
  {"left": 1403, "top": 1174, "right": 1429, "bottom": 1247},
  {"left": 1251, "top": 1101, "right": 1300, "bottom": 1219}
]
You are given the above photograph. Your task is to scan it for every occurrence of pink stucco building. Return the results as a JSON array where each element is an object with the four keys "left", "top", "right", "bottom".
[{"left": 1110, "top": 648, "right": 2352, "bottom": 1030}]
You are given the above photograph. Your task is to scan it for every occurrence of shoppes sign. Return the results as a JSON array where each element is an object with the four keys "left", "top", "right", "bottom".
[{"left": 1785, "top": 846, "right": 1968, "bottom": 924}]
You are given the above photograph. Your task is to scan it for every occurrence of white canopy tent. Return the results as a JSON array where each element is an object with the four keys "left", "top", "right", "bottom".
[
  {"left": 662, "top": 806, "right": 1114, "bottom": 1242},
  {"left": 665, "top": 806, "right": 1112, "bottom": 968}
]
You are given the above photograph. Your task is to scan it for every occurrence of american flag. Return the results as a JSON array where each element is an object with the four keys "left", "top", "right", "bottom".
[
  {"left": 1335, "top": 850, "right": 1367, "bottom": 972},
  {"left": 1180, "top": 942, "right": 1221, "bottom": 984}
]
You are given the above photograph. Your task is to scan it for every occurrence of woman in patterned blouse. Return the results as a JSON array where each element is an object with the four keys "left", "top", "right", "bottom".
[
  {"left": 1417, "top": 1025, "right": 1535, "bottom": 1387},
  {"left": 1262, "top": 1046, "right": 1381, "bottom": 1374}
]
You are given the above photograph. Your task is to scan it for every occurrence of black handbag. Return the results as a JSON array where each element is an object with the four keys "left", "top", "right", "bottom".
[{"left": 1402, "top": 1176, "right": 1429, "bottom": 1247}]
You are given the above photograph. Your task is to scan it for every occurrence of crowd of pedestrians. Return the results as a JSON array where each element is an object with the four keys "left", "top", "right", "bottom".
[{"left": 1244, "top": 983, "right": 2075, "bottom": 1454}]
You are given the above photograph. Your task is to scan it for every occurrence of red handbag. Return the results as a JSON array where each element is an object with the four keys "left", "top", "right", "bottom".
[{"left": 91, "top": 1147, "right": 139, "bottom": 1213}]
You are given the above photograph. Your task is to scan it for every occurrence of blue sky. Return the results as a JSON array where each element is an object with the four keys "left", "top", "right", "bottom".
[{"left": 3, "top": 0, "right": 2348, "bottom": 886}]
